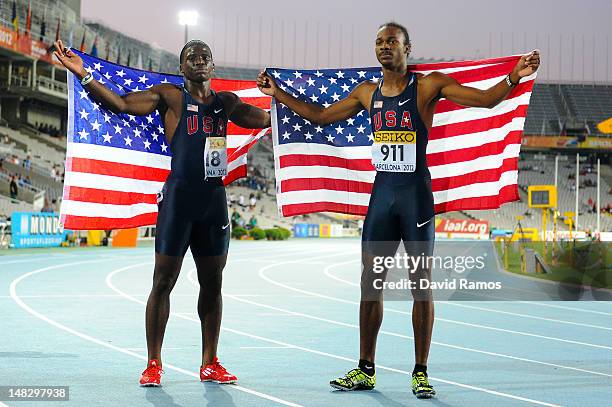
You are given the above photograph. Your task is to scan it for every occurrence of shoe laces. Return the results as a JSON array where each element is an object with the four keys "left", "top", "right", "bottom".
[
  {"left": 143, "top": 362, "right": 164, "bottom": 376},
  {"left": 414, "top": 372, "right": 429, "bottom": 386}
]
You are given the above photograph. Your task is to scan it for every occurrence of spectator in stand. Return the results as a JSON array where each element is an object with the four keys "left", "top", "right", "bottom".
[
  {"left": 231, "top": 210, "right": 242, "bottom": 229},
  {"left": 249, "top": 193, "right": 257, "bottom": 210},
  {"left": 248, "top": 215, "right": 257, "bottom": 230},
  {"left": 41, "top": 199, "right": 54, "bottom": 213},
  {"left": 238, "top": 194, "right": 246, "bottom": 208},
  {"left": 9, "top": 176, "right": 18, "bottom": 201}
]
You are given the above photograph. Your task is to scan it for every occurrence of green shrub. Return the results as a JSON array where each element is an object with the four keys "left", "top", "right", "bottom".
[
  {"left": 277, "top": 227, "right": 291, "bottom": 240},
  {"left": 231, "top": 227, "right": 247, "bottom": 239},
  {"left": 264, "top": 227, "right": 291, "bottom": 240},
  {"left": 249, "top": 227, "right": 266, "bottom": 240}
]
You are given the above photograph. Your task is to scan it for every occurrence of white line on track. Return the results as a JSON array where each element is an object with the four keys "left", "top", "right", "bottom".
[
  {"left": 9, "top": 260, "right": 302, "bottom": 407},
  {"left": 106, "top": 262, "right": 560, "bottom": 407},
  {"left": 518, "top": 301, "right": 612, "bottom": 317},
  {"left": 106, "top": 262, "right": 561, "bottom": 407},
  {"left": 318, "top": 259, "right": 612, "bottom": 351}
]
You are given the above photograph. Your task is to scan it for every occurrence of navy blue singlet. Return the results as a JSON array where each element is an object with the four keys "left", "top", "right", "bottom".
[
  {"left": 155, "top": 86, "right": 230, "bottom": 257},
  {"left": 362, "top": 73, "right": 435, "bottom": 251}
]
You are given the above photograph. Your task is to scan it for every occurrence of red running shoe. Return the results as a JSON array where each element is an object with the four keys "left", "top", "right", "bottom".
[
  {"left": 200, "top": 357, "right": 237, "bottom": 384},
  {"left": 140, "top": 359, "right": 163, "bottom": 387}
]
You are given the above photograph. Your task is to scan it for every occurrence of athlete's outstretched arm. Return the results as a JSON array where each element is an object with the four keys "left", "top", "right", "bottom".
[
  {"left": 220, "top": 93, "right": 271, "bottom": 129},
  {"left": 257, "top": 71, "right": 367, "bottom": 125},
  {"left": 433, "top": 50, "right": 540, "bottom": 108},
  {"left": 53, "top": 40, "right": 162, "bottom": 116}
]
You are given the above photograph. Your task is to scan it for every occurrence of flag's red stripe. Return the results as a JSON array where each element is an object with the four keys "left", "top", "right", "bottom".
[
  {"left": 434, "top": 81, "right": 533, "bottom": 115},
  {"left": 69, "top": 157, "right": 170, "bottom": 182},
  {"left": 429, "top": 105, "right": 528, "bottom": 140},
  {"left": 434, "top": 184, "right": 519, "bottom": 214},
  {"left": 279, "top": 154, "right": 374, "bottom": 171},
  {"left": 281, "top": 202, "right": 368, "bottom": 217},
  {"left": 64, "top": 186, "right": 158, "bottom": 205},
  {"left": 430, "top": 158, "right": 518, "bottom": 191},
  {"left": 426, "top": 131, "right": 522, "bottom": 166},
  {"left": 224, "top": 166, "right": 246, "bottom": 185},
  {"left": 62, "top": 212, "right": 158, "bottom": 230},
  {"left": 281, "top": 178, "right": 374, "bottom": 194},
  {"left": 211, "top": 79, "right": 262, "bottom": 91},
  {"left": 410, "top": 55, "right": 520, "bottom": 71}
]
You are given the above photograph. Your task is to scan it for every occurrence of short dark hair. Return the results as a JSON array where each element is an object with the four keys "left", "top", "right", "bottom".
[
  {"left": 179, "top": 40, "right": 212, "bottom": 64},
  {"left": 378, "top": 22, "right": 411, "bottom": 47}
]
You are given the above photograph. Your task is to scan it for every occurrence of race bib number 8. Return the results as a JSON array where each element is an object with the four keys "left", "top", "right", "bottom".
[
  {"left": 371, "top": 131, "right": 417, "bottom": 172},
  {"left": 204, "top": 136, "right": 228, "bottom": 178}
]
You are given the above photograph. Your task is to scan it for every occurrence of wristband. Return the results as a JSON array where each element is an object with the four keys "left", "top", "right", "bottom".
[
  {"left": 505, "top": 74, "right": 518, "bottom": 87},
  {"left": 80, "top": 73, "right": 94, "bottom": 86}
]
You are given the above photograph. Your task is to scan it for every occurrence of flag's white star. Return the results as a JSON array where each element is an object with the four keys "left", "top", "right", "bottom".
[
  {"left": 331, "top": 92, "right": 341, "bottom": 102},
  {"left": 160, "top": 142, "right": 168, "bottom": 152},
  {"left": 346, "top": 118, "right": 355, "bottom": 125},
  {"left": 279, "top": 84, "right": 287, "bottom": 92},
  {"left": 103, "top": 112, "right": 111, "bottom": 123},
  {"left": 349, "top": 78, "right": 358, "bottom": 84},
  {"left": 322, "top": 102, "right": 331, "bottom": 108},
  {"left": 84, "top": 66, "right": 94, "bottom": 74},
  {"left": 116, "top": 69, "right": 126, "bottom": 78},
  {"left": 371, "top": 76, "right": 379, "bottom": 82},
  {"left": 309, "top": 94, "right": 319, "bottom": 103},
  {"left": 124, "top": 78, "right": 133, "bottom": 86},
  {"left": 367, "top": 133, "right": 374, "bottom": 141},
  {"left": 93, "top": 62, "right": 103, "bottom": 71},
  {"left": 92, "top": 102, "right": 100, "bottom": 111},
  {"left": 292, "top": 123, "right": 302, "bottom": 132},
  {"left": 122, "top": 119, "right": 129, "bottom": 127},
  {"left": 103, "top": 72, "right": 112, "bottom": 80},
  {"left": 346, "top": 134, "right": 355, "bottom": 142},
  {"left": 160, "top": 78, "right": 169, "bottom": 84},
  {"left": 357, "top": 111, "right": 364, "bottom": 117},
  {"left": 124, "top": 135, "right": 133, "bottom": 146},
  {"left": 357, "top": 124, "right": 366, "bottom": 133},
  {"left": 97, "top": 77, "right": 106, "bottom": 85},
  {"left": 79, "top": 89, "right": 89, "bottom": 99},
  {"left": 314, "top": 70, "right": 323, "bottom": 77},
  {"left": 272, "top": 70, "right": 281, "bottom": 79},
  {"left": 297, "top": 87, "right": 306, "bottom": 95},
  {"left": 318, "top": 84, "right": 328, "bottom": 94},
  {"left": 102, "top": 132, "right": 112, "bottom": 143},
  {"left": 134, "top": 128, "right": 142, "bottom": 138},
  {"left": 335, "top": 71, "right": 344, "bottom": 78},
  {"left": 314, "top": 125, "right": 323, "bottom": 133},
  {"left": 78, "top": 129, "right": 89, "bottom": 140},
  {"left": 285, "top": 79, "right": 294, "bottom": 87},
  {"left": 304, "top": 132, "right": 313, "bottom": 140},
  {"left": 341, "top": 84, "right": 351, "bottom": 92},
  {"left": 157, "top": 125, "right": 164, "bottom": 134},
  {"left": 328, "top": 77, "right": 337, "bottom": 84},
  {"left": 79, "top": 109, "right": 89, "bottom": 120},
  {"left": 281, "top": 116, "right": 290, "bottom": 124},
  {"left": 357, "top": 71, "right": 367, "bottom": 78},
  {"left": 303, "top": 119, "right": 311, "bottom": 125},
  {"left": 335, "top": 124, "right": 344, "bottom": 134},
  {"left": 282, "top": 131, "right": 291, "bottom": 140},
  {"left": 143, "top": 139, "right": 151, "bottom": 149},
  {"left": 326, "top": 135, "right": 335, "bottom": 143},
  {"left": 138, "top": 74, "right": 149, "bottom": 84},
  {"left": 306, "top": 78, "right": 316, "bottom": 87},
  {"left": 91, "top": 120, "right": 101, "bottom": 131},
  {"left": 293, "top": 71, "right": 302, "bottom": 78},
  {"left": 113, "top": 124, "right": 122, "bottom": 134},
  {"left": 139, "top": 122, "right": 147, "bottom": 130},
  {"left": 146, "top": 115, "right": 154, "bottom": 124},
  {"left": 152, "top": 132, "right": 159, "bottom": 141}
]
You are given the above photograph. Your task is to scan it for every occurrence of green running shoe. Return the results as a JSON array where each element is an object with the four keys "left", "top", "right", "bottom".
[
  {"left": 412, "top": 371, "right": 436, "bottom": 399},
  {"left": 330, "top": 368, "right": 376, "bottom": 391}
]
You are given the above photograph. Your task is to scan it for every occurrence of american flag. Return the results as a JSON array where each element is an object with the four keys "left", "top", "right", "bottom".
[
  {"left": 269, "top": 55, "right": 536, "bottom": 217},
  {"left": 60, "top": 51, "right": 268, "bottom": 230}
]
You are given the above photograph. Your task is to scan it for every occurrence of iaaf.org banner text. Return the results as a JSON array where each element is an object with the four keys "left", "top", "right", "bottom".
[{"left": 435, "top": 219, "right": 489, "bottom": 239}]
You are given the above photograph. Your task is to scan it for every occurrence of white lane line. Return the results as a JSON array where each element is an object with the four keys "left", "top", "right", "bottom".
[
  {"left": 10, "top": 261, "right": 302, "bottom": 407},
  {"left": 239, "top": 346, "right": 292, "bottom": 350},
  {"left": 317, "top": 260, "right": 612, "bottom": 351},
  {"left": 445, "top": 302, "right": 612, "bottom": 331},
  {"left": 185, "top": 266, "right": 612, "bottom": 380},
  {"left": 107, "top": 261, "right": 561, "bottom": 407},
  {"left": 518, "top": 301, "right": 612, "bottom": 317}
]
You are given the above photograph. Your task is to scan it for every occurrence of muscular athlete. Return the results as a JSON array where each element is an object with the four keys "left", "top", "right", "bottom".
[
  {"left": 258, "top": 22, "right": 539, "bottom": 398},
  {"left": 54, "top": 39, "right": 271, "bottom": 387}
]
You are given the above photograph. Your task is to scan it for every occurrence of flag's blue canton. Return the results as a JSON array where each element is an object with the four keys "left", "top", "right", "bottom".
[
  {"left": 268, "top": 67, "right": 382, "bottom": 147},
  {"left": 72, "top": 50, "right": 183, "bottom": 156}
]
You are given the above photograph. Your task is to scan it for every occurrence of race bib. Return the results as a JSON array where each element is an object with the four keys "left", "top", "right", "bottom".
[
  {"left": 371, "top": 131, "right": 417, "bottom": 172},
  {"left": 204, "top": 136, "right": 228, "bottom": 178}
]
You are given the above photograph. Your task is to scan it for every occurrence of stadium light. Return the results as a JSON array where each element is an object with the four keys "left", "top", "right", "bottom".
[{"left": 178, "top": 10, "right": 199, "bottom": 44}]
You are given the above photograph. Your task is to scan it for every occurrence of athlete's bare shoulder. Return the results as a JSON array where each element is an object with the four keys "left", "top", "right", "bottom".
[
  {"left": 415, "top": 72, "right": 450, "bottom": 104},
  {"left": 352, "top": 80, "right": 378, "bottom": 109},
  {"left": 148, "top": 83, "right": 182, "bottom": 110}
]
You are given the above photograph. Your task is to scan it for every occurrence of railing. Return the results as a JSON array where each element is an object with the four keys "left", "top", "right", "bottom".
[{"left": 37, "top": 76, "right": 68, "bottom": 94}]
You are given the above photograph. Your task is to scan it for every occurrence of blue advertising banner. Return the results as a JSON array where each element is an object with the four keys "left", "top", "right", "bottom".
[
  {"left": 293, "top": 223, "right": 320, "bottom": 238},
  {"left": 11, "top": 212, "right": 68, "bottom": 248}
]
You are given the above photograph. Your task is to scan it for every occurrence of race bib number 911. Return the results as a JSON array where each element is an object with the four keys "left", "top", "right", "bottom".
[
  {"left": 204, "top": 137, "right": 228, "bottom": 178},
  {"left": 371, "top": 131, "right": 417, "bottom": 172}
]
